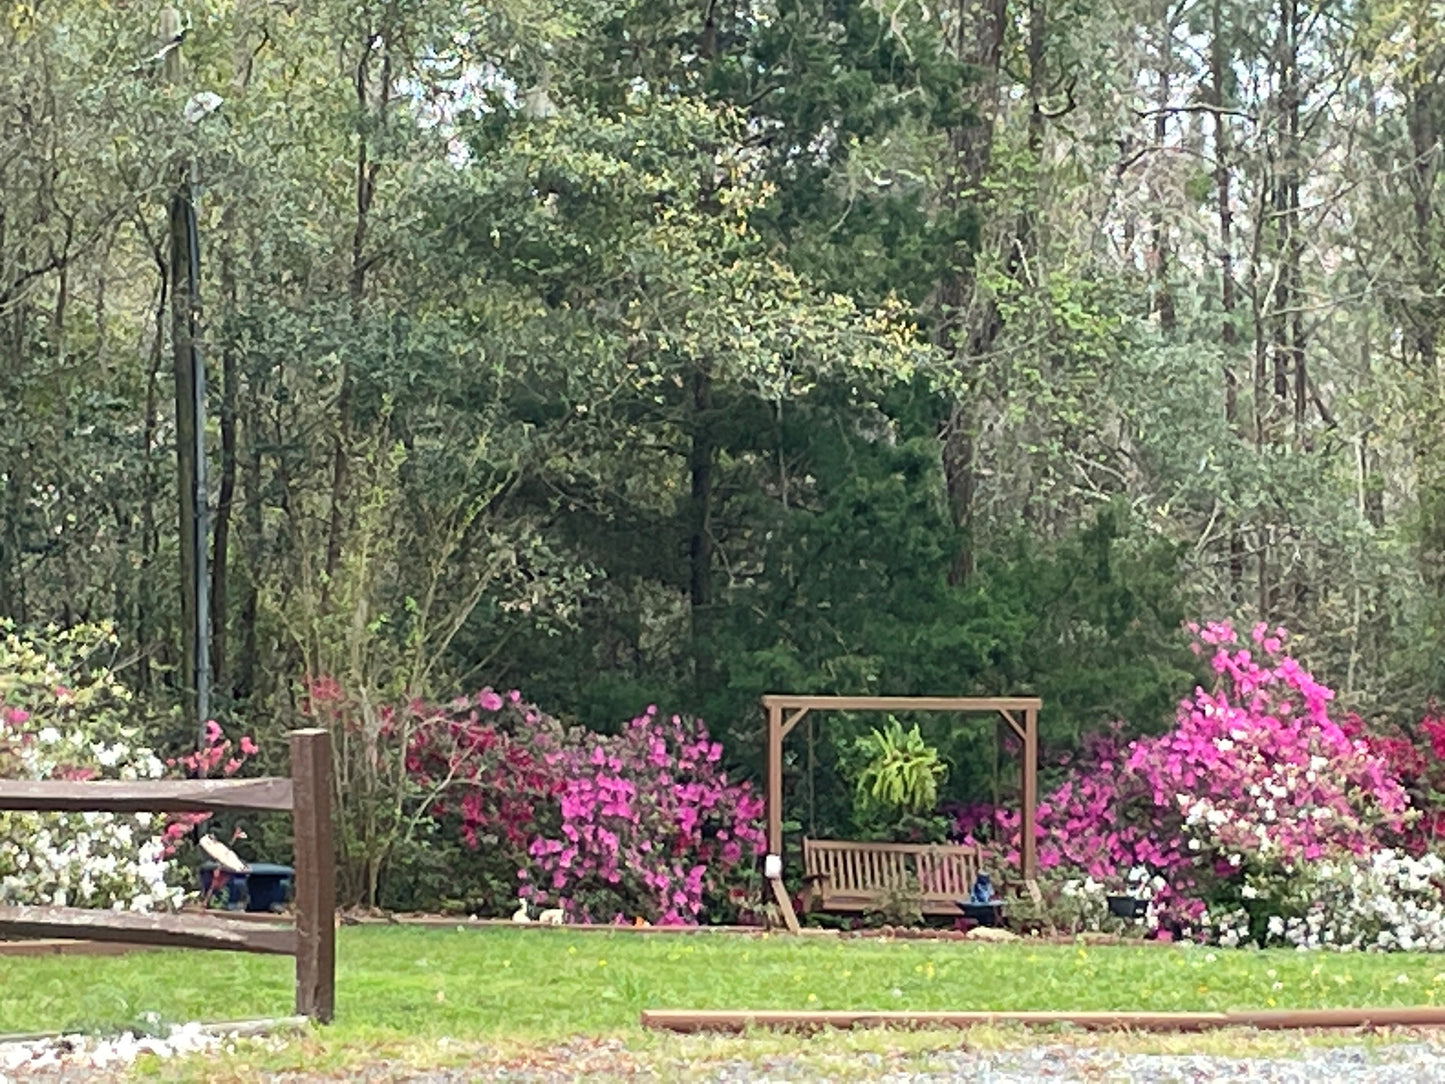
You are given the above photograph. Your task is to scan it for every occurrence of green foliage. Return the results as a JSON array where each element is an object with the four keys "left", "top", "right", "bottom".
[{"left": 12, "top": 0, "right": 1445, "bottom": 905}]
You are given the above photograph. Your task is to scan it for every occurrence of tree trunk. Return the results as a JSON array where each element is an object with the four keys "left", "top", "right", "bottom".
[
  {"left": 1406, "top": 55, "right": 1445, "bottom": 590},
  {"left": 211, "top": 222, "right": 238, "bottom": 693},
  {"left": 1211, "top": 0, "right": 1244, "bottom": 593},
  {"left": 325, "top": 33, "right": 386, "bottom": 587},
  {"left": 140, "top": 248, "right": 168, "bottom": 693},
  {"left": 688, "top": 364, "right": 715, "bottom": 683},
  {"left": 939, "top": 0, "right": 1008, "bottom": 584},
  {"left": 1149, "top": 11, "right": 1176, "bottom": 333}
]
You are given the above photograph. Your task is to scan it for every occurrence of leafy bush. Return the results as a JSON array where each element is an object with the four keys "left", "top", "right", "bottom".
[{"left": 405, "top": 689, "right": 573, "bottom": 910}]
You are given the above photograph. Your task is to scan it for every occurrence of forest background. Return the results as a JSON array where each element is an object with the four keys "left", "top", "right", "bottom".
[{"left": 6, "top": 0, "right": 1445, "bottom": 902}]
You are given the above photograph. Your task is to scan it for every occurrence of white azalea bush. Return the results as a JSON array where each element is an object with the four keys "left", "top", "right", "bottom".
[
  {"left": 1201, "top": 850, "right": 1445, "bottom": 952},
  {"left": 0, "top": 621, "right": 231, "bottom": 913}
]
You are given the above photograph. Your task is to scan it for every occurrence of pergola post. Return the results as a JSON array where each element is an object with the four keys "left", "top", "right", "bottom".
[
  {"left": 1021, "top": 705, "right": 1038, "bottom": 882},
  {"left": 766, "top": 701, "right": 783, "bottom": 857}
]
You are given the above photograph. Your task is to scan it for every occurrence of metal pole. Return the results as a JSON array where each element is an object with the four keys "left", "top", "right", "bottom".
[{"left": 161, "top": 8, "right": 210, "bottom": 749}]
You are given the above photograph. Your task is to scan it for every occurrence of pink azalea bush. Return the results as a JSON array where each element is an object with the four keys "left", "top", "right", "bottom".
[
  {"left": 387, "top": 688, "right": 765, "bottom": 923},
  {"left": 525, "top": 706, "right": 766, "bottom": 925},
  {"left": 959, "top": 620, "right": 1414, "bottom": 937}
]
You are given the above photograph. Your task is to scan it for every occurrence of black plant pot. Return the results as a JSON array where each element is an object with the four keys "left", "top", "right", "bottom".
[
  {"left": 199, "top": 862, "right": 295, "bottom": 913},
  {"left": 958, "top": 901, "right": 1005, "bottom": 927},
  {"left": 1107, "top": 894, "right": 1148, "bottom": 920}
]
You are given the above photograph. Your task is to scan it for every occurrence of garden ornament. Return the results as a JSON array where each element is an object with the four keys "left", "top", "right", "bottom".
[
  {"left": 198, "top": 834, "right": 249, "bottom": 874},
  {"left": 969, "top": 872, "right": 995, "bottom": 904}
]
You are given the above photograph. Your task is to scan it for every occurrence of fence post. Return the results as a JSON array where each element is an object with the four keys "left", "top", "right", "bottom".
[{"left": 289, "top": 727, "right": 335, "bottom": 1023}]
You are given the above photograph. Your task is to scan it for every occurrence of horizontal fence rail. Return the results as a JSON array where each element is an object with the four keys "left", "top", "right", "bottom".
[
  {"left": 0, "top": 905, "right": 298, "bottom": 955},
  {"left": 0, "top": 777, "right": 295, "bottom": 814},
  {"left": 0, "top": 728, "right": 335, "bottom": 1022}
]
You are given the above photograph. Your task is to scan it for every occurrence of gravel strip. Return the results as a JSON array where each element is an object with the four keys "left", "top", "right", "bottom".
[
  {"left": 454, "top": 1040, "right": 1445, "bottom": 1083},
  {"left": 4, "top": 1032, "right": 1444, "bottom": 1082},
  {"left": 880, "top": 1042, "right": 1445, "bottom": 1083},
  {"left": 0, "top": 1023, "right": 290, "bottom": 1082}
]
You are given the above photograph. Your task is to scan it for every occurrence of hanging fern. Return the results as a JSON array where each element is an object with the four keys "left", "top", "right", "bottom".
[{"left": 853, "top": 716, "right": 947, "bottom": 815}]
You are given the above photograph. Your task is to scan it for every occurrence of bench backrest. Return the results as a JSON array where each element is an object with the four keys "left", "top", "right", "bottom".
[{"left": 802, "top": 837, "right": 979, "bottom": 900}]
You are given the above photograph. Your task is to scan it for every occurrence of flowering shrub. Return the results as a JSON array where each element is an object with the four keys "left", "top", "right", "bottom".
[
  {"left": 960, "top": 620, "right": 1417, "bottom": 943},
  {"left": 1210, "top": 851, "right": 1445, "bottom": 952},
  {"left": 373, "top": 685, "right": 765, "bottom": 922},
  {"left": 0, "top": 621, "right": 251, "bottom": 911},
  {"left": 525, "top": 707, "right": 766, "bottom": 924},
  {"left": 397, "top": 689, "right": 574, "bottom": 908},
  {"left": 1344, "top": 709, "right": 1445, "bottom": 855}
]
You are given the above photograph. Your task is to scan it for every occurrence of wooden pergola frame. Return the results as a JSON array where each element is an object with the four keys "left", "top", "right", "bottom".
[{"left": 762, "top": 695, "right": 1042, "bottom": 881}]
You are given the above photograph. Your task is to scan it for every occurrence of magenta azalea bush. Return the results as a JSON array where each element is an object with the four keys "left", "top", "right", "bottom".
[
  {"left": 526, "top": 706, "right": 766, "bottom": 925},
  {"left": 960, "top": 620, "right": 1415, "bottom": 937},
  {"left": 392, "top": 689, "right": 764, "bottom": 924}
]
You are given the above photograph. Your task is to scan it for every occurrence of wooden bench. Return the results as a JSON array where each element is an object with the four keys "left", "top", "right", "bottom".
[{"left": 800, "top": 838, "right": 982, "bottom": 916}]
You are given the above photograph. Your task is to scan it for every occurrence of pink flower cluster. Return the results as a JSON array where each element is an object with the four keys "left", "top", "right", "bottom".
[
  {"left": 959, "top": 621, "right": 1413, "bottom": 927},
  {"left": 404, "top": 688, "right": 572, "bottom": 851},
  {"left": 1345, "top": 708, "right": 1445, "bottom": 854},
  {"left": 160, "top": 720, "right": 257, "bottom": 856}
]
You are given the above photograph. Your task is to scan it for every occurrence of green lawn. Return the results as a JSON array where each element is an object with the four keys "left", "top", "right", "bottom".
[{"left": 6, "top": 927, "right": 1445, "bottom": 1042}]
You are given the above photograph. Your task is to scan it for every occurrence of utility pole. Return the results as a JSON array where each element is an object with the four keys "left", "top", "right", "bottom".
[{"left": 161, "top": 7, "right": 211, "bottom": 752}]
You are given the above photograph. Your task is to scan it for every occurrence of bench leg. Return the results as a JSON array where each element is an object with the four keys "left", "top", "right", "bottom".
[{"left": 799, "top": 880, "right": 817, "bottom": 914}]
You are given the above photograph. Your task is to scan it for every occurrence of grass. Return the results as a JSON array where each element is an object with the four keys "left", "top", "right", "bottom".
[{"left": 6, "top": 928, "right": 1445, "bottom": 1077}]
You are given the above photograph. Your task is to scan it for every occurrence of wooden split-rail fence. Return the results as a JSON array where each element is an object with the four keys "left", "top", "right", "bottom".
[{"left": 0, "top": 728, "right": 336, "bottom": 1023}]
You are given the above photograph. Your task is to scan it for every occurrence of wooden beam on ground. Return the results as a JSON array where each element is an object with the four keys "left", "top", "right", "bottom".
[
  {"left": 0, "top": 777, "right": 294, "bottom": 814},
  {"left": 642, "top": 1006, "right": 1445, "bottom": 1033},
  {"left": 643, "top": 1010, "right": 1231, "bottom": 1033},
  {"left": 0, "top": 906, "right": 296, "bottom": 955}
]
